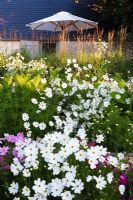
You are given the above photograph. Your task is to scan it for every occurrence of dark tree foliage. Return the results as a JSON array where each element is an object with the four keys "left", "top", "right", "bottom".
[
  {"left": 96, "top": 0, "right": 133, "bottom": 31},
  {"left": 75, "top": 0, "right": 133, "bottom": 31}
]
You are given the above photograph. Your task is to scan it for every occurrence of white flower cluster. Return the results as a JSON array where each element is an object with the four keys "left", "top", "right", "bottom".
[
  {"left": 8, "top": 129, "right": 127, "bottom": 199},
  {"left": 5, "top": 54, "right": 48, "bottom": 75},
  {"left": 13, "top": 59, "right": 131, "bottom": 199},
  {"left": 24, "top": 71, "right": 129, "bottom": 137}
]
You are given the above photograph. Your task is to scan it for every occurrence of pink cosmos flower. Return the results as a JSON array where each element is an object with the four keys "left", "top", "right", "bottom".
[
  {"left": 0, "top": 146, "right": 9, "bottom": 156},
  {"left": 119, "top": 173, "right": 128, "bottom": 186},
  {"left": 6, "top": 132, "right": 24, "bottom": 143},
  {"left": 1, "top": 165, "right": 10, "bottom": 172}
]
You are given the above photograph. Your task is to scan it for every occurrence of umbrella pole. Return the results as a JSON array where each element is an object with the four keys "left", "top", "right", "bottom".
[
  {"left": 61, "top": 28, "right": 67, "bottom": 55},
  {"left": 62, "top": 29, "right": 65, "bottom": 41}
]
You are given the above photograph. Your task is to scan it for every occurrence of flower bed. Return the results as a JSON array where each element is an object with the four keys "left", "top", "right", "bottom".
[
  {"left": 0, "top": 54, "right": 133, "bottom": 199},
  {"left": 0, "top": 132, "right": 133, "bottom": 199}
]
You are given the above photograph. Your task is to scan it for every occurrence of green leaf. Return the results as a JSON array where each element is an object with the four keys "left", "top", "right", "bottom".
[
  {"left": 49, "top": 68, "right": 62, "bottom": 80},
  {"left": 15, "top": 74, "right": 29, "bottom": 87},
  {"left": 118, "top": 79, "right": 126, "bottom": 88},
  {"left": 30, "top": 75, "right": 41, "bottom": 88}
]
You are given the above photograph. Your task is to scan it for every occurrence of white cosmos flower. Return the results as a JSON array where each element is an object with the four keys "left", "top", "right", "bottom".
[
  {"left": 27, "top": 131, "right": 32, "bottom": 137},
  {"left": 63, "top": 124, "right": 73, "bottom": 135},
  {"left": 64, "top": 172, "right": 76, "bottom": 187},
  {"left": 121, "top": 163, "right": 129, "bottom": 170},
  {"left": 100, "top": 88, "right": 107, "bottom": 96},
  {"left": 88, "top": 83, "right": 94, "bottom": 89},
  {"left": 103, "top": 100, "right": 110, "bottom": 107},
  {"left": 61, "top": 191, "right": 74, "bottom": 200},
  {"left": 10, "top": 162, "right": 23, "bottom": 176},
  {"left": 39, "top": 122, "right": 46, "bottom": 130},
  {"left": 32, "top": 178, "right": 49, "bottom": 196},
  {"left": 33, "top": 121, "right": 39, "bottom": 128},
  {"left": 86, "top": 175, "right": 93, "bottom": 182},
  {"left": 67, "top": 59, "right": 71, "bottom": 65},
  {"left": 117, "top": 153, "right": 125, "bottom": 160},
  {"left": 115, "top": 94, "right": 121, "bottom": 99},
  {"left": 125, "top": 98, "right": 130, "bottom": 104},
  {"left": 71, "top": 179, "right": 84, "bottom": 194},
  {"left": 88, "top": 64, "right": 92, "bottom": 69},
  {"left": 66, "top": 68, "right": 72, "bottom": 73},
  {"left": 57, "top": 106, "right": 62, "bottom": 112},
  {"left": 31, "top": 98, "right": 38, "bottom": 104},
  {"left": 32, "top": 194, "right": 47, "bottom": 200},
  {"left": 73, "top": 111, "right": 78, "bottom": 117},
  {"left": 60, "top": 162, "right": 70, "bottom": 172},
  {"left": 72, "top": 58, "right": 77, "bottom": 63},
  {"left": 24, "top": 143, "right": 38, "bottom": 163},
  {"left": 91, "top": 76, "right": 97, "bottom": 82},
  {"left": 75, "top": 150, "right": 86, "bottom": 161},
  {"left": 83, "top": 66, "right": 87, "bottom": 70},
  {"left": 67, "top": 73, "right": 72, "bottom": 81},
  {"left": 87, "top": 146, "right": 103, "bottom": 160},
  {"left": 73, "top": 63, "right": 79, "bottom": 69},
  {"left": 32, "top": 178, "right": 49, "bottom": 197},
  {"left": 38, "top": 101, "right": 47, "bottom": 110},
  {"left": 24, "top": 122, "right": 30, "bottom": 130},
  {"left": 66, "top": 138, "right": 79, "bottom": 155},
  {"left": 119, "top": 185, "right": 126, "bottom": 195},
  {"left": 22, "top": 113, "right": 29, "bottom": 121},
  {"left": 49, "top": 121, "right": 54, "bottom": 126},
  {"left": 36, "top": 110, "right": 41, "bottom": 114},
  {"left": 50, "top": 178, "right": 64, "bottom": 197},
  {"left": 103, "top": 74, "right": 109, "bottom": 81},
  {"left": 119, "top": 88, "right": 125, "bottom": 94},
  {"left": 41, "top": 78, "right": 47, "bottom": 84},
  {"left": 23, "top": 169, "right": 31, "bottom": 177},
  {"left": 62, "top": 82, "right": 67, "bottom": 89},
  {"left": 96, "top": 134, "right": 105, "bottom": 143},
  {"left": 94, "top": 175, "right": 107, "bottom": 190},
  {"left": 48, "top": 163, "right": 61, "bottom": 175},
  {"left": 22, "top": 186, "right": 30, "bottom": 197},
  {"left": 107, "top": 172, "right": 114, "bottom": 184},
  {"left": 77, "top": 128, "right": 86, "bottom": 140},
  {"left": 88, "top": 158, "right": 98, "bottom": 169},
  {"left": 8, "top": 182, "right": 19, "bottom": 195},
  {"left": 108, "top": 156, "right": 118, "bottom": 167},
  {"left": 45, "top": 87, "right": 53, "bottom": 98}
]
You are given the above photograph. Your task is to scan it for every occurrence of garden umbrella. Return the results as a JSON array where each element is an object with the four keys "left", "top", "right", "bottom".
[{"left": 27, "top": 11, "right": 98, "bottom": 32}]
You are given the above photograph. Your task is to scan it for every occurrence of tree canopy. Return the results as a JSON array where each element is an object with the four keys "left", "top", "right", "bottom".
[{"left": 75, "top": 0, "right": 133, "bottom": 31}]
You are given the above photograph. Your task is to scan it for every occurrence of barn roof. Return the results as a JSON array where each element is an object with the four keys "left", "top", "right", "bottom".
[{"left": 0, "top": 0, "right": 98, "bottom": 38}]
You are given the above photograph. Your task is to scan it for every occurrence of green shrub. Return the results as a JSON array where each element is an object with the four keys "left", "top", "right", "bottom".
[{"left": 0, "top": 53, "right": 7, "bottom": 76}]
